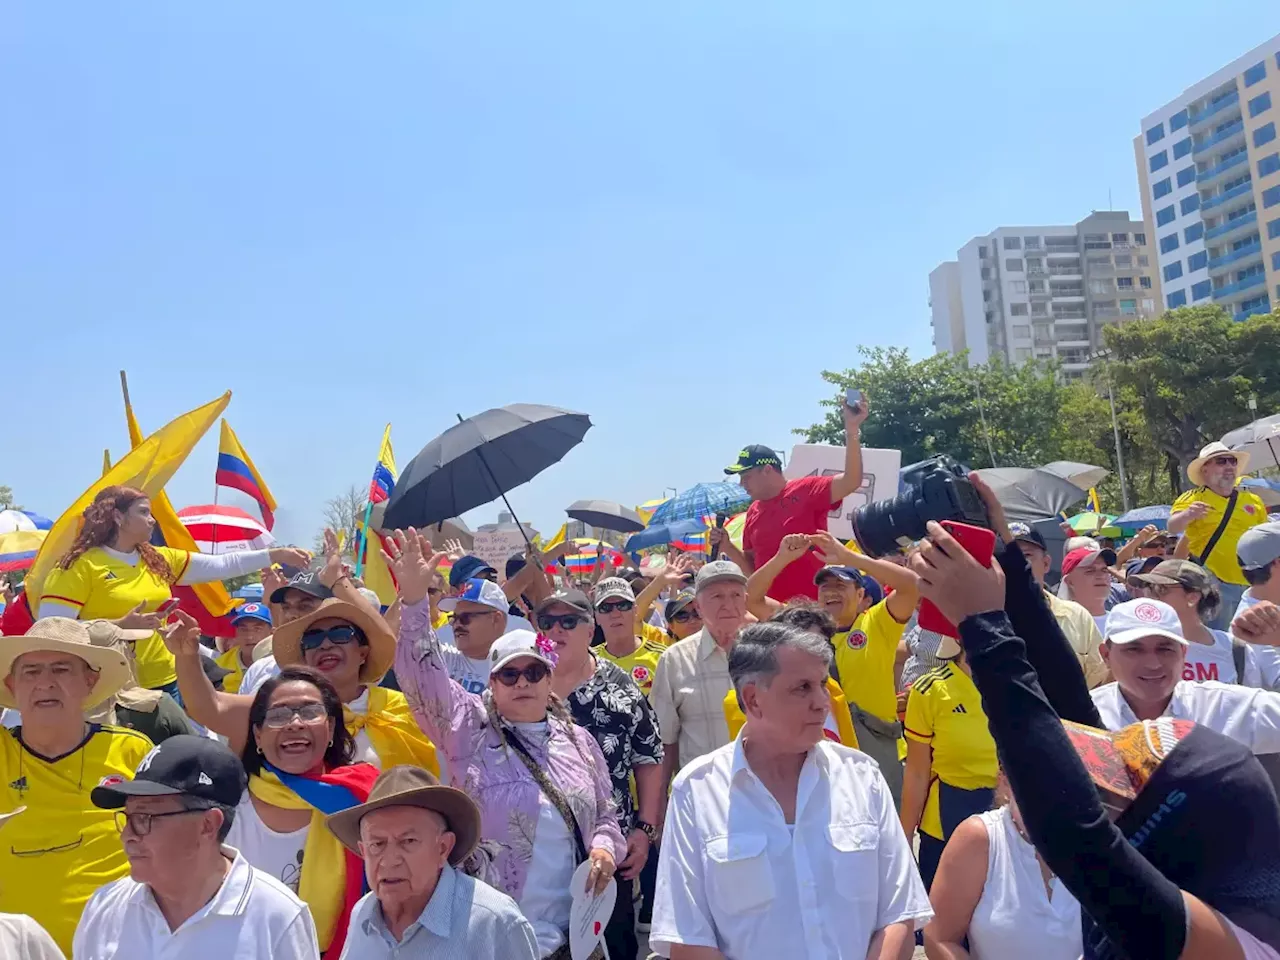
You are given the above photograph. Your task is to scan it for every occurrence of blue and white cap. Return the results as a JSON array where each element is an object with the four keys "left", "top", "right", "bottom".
[
  {"left": 440, "top": 578, "right": 509, "bottom": 614},
  {"left": 231, "top": 602, "right": 272, "bottom": 627}
]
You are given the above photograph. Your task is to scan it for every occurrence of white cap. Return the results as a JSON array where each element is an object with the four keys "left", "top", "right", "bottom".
[
  {"left": 594, "top": 577, "right": 636, "bottom": 605},
  {"left": 1104, "top": 599, "right": 1187, "bottom": 646},
  {"left": 1064, "top": 536, "right": 1101, "bottom": 553},
  {"left": 488, "top": 629, "right": 557, "bottom": 673},
  {"left": 440, "top": 578, "right": 509, "bottom": 613}
]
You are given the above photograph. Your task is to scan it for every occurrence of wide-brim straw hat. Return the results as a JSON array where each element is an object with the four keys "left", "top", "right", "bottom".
[
  {"left": 1187, "top": 442, "right": 1250, "bottom": 488},
  {"left": 270, "top": 597, "right": 395, "bottom": 684},
  {"left": 325, "top": 764, "right": 481, "bottom": 865},
  {"left": 0, "top": 618, "right": 137, "bottom": 710}
]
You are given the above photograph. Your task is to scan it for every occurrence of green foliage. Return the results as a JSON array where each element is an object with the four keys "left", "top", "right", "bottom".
[
  {"left": 222, "top": 571, "right": 261, "bottom": 594},
  {"left": 0, "top": 486, "right": 19, "bottom": 511}
]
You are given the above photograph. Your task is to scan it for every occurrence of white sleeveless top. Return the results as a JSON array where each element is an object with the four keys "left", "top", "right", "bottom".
[{"left": 968, "top": 807, "right": 1082, "bottom": 960}]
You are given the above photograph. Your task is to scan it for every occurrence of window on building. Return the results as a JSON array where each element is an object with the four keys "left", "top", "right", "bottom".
[
  {"left": 1246, "top": 61, "right": 1268, "bottom": 87},
  {"left": 1184, "top": 223, "right": 1205, "bottom": 243},
  {"left": 1174, "top": 137, "right": 1193, "bottom": 160},
  {"left": 1031, "top": 302, "right": 1048, "bottom": 316},
  {"left": 1012, "top": 280, "right": 1027, "bottom": 293},
  {"left": 1156, "top": 205, "right": 1176, "bottom": 226},
  {"left": 1261, "top": 154, "right": 1280, "bottom": 178},
  {"left": 1188, "top": 251, "right": 1208, "bottom": 271},
  {"left": 1004, "top": 237, "right": 1021, "bottom": 249},
  {"left": 1139, "top": 255, "right": 1150, "bottom": 266},
  {"left": 1250, "top": 92, "right": 1273, "bottom": 118},
  {"left": 1269, "top": 217, "right": 1280, "bottom": 239},
  {"left": 1273, "top": 251, "right": 1280, "bottom": 272},
  {"left": 1023, "top": 236, "right": 1041, "bottom": 249},
  {"left": 1010, "top": 303, "right": 1029, "bottom": 316},
  {"left": 1142, "top": 298, "right": 1156, "bottom": 313},
  {"left": 1167, "top": 289, "right": 1187, "bottom": 309},
  {"left": 1087, "top": 255, "right": 1112, "bottom": 268},
  {"left": 1171, "top": 109, "right": 1189, "bottom": 131},
  {"left": 983, "top": 288, "right": 993, "bottom": 302},
  {"left": 1120, "top": 299, "right": 1138, "bottom": 315},
  {"left": 1256, "top": 123, "right": 1278, "bottom": 148},
  {"left": 1176, "top": 165, "right": 1196, "bottom": 187},
  {"left": 1025, "top": 257, "right": 1042, "bottom": 271},
  {"left": 1115, "top": 254, "right": 1132, "bottom": 267},
  {"left": 1029, "top": 279, "right": 1045, "bottom": 292},
  {"left": 978, "top": 245, "right": 988, "bottom": 258},
  {"left": 1135, "top": 233, "right": 1147, "bottom": 245},
  {"left": 1150, "top": 150, "right": 1169, "bottom": 172},
  {"left": 1160, "top": 233, "right": 1180, "bottom": 254},
  {"left": 1224, "top": 172, "right": 1251, "bottom": 192},
  {"left": 1181, "top": 194, "right": 1201, "bottom": 215},
  {"left": 1146, "top": 123, "right": 1165, "bottom": 145},
  {"left": 1191, "top": 280, "right": 1213, "bottom": 301},
  {"left": 1264, "top": 185, "right": 1280, "bottom": 209},
  {"left": 1141, "top": 276, "right": 1153, "bottom": 289},
  {"left": 1112, "top": 233, "right": 1128, "bottom": 242},
  {"left": 1117, "top": 276, "right": 1134, "bottom": 289},
  {"left": 1090, "top": 279, "right": 1115, "bottom": 294},
  {"left": 1154, "top": 177, "right": 1172, "bottom": 199},
  {"left": 1164, "top": 262, "right": 1183, "bottom": 282},
  {"left": 1015, "top": 347, "right": 1032, "bottom": 361},
  {"left": 1006, "top": 258, "right": 1024, "bottom": 272}
]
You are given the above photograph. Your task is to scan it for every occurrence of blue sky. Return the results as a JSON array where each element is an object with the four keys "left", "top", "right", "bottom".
[{"left": 6, "top": 3, "right": 1280, "bottom": 546}]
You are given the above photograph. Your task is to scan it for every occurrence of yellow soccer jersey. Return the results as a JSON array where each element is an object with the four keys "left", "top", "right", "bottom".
[
  {"left": 832, "top": 599, "right": 909, "bottom": 723},
  {"left": 597, "top": 639, "right": 666, "bottom": 694}
]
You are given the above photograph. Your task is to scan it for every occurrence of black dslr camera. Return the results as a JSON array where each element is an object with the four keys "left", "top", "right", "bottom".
[{"left": 851, "top": 455, "right": 990, "bottom": 558}]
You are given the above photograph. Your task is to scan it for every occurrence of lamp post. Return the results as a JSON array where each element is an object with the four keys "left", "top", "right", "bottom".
[{"left": 1089, "top": 349, "right": 1130, "bottom": 512}]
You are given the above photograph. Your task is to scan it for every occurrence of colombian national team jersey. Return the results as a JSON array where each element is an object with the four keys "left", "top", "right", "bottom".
[
  {"left": 0, "top": 724, "right": 155, "bottom": 955},
  {"left": 638, "top": 620, "right": 673, "bottom": 649},
  {"left": 904, "top": 664, "right": 998, "bottom": 840},
  {"left": 832, "top": 599, "right": 910, "bottom": 723},
  {"left": 1171, "top": 486, "right": 1267, "bottom": 585},
  {"left": 40, "top": 546, "right": 191, "bottom": 689},
  {"left": 598, "top": 639, "right": 666, "bottom": 695},
  {"left": 214, "top": 646, "right": 253, "bottom": 694}
]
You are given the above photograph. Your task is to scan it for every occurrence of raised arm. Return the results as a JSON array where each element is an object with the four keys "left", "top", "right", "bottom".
[
  {"left": 178, "top": 546, "right": 309, "bottom": 585},
  {"left": 809, "top": 531, "right": 919, "bottom": 622},
  {"left": 829, "top": 395, "right": 869, "bottom": 502},
  {"left": 744, "top": 534, "right": 810, "bottom": 619},
  {"left": 634, "top": 555, "right": 692, "bottom": 630},
  {"left": 162, "top": 610, "right": 254, "bottom": 751}
]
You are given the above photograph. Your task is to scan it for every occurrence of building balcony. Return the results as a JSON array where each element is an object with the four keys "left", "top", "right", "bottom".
[
  {"left": 1207, "top": 241, "right": 1262, "bottom": 273},
  {"left": 1196, "top": 151, "right": 1249, "bottom": 187},
  {"left": 1201, "top": 181, "right": 1254, "bottom": 212},
  {"left": 1048, "top": 266, "right": 1083, "bottom": 276},
  {"left": 1189, "top": 91, "right": 1241, "bottom": 130},
  {"left": 1026, "top": 267, "right": 1049, "bottom": 277},
  {"left": 1193, "top": 119, "right": 1246, "bottom": 156},
  {"left": 1204, "top": 210, "right": 1257, "bottom": 241},
  {"left": 1213, "top": 272, "right": 1266, "bottom": 299},
  {"left": 1238, "top": 299, "right": 1272, "bottom": 320}
]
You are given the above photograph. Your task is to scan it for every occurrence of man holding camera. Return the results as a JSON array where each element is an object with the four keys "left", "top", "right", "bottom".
[{"left": 722, "top": 394, "right": 868, "bottom": 602}]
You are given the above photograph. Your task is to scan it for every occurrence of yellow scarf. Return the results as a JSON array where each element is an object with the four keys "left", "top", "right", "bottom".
[
  {"left": 343, "top": 686, "right": 439, "bottom": 777},
  {"left": 247, "top": 771, "right": 350, "bottom": 950},
  {"left": 723, "top": 677, "right": 860, "bottom": 748}
]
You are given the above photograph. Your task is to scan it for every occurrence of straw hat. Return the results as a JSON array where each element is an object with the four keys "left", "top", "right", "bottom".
[
  {"left": 325, "top": 765, "right": 481, "bottom": 864},
  {"left": 1187, "top": 442, "right": 1250, "bottom": 488},
  {"left": 270, "top": 597, "right": 395, "bottom": 684},
  {"left": 0, "top": 618, "right": 137, "bottom": 710}
]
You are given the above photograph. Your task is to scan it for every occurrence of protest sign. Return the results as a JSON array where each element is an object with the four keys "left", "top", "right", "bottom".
[
  {"left": 786, "top": 444, "right": 902, "bottom": 541},
  {"left": 471, "top": 528, "right": 528, "bottom": 580}
]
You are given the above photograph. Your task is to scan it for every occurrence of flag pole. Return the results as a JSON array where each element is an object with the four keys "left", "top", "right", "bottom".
[{"left": 354, "top": 500, "right": 374, "bottom": 578}]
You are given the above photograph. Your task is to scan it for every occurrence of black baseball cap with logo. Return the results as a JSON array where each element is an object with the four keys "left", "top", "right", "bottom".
[
  {"left": 91, "top": 735, "right": 247, "bottom": 809},
  {"left": 724, "top": 445, "right": 783, "bottom": 475},
  {"left": 269, "top": 567, "right": 334, "bottom": 605}
]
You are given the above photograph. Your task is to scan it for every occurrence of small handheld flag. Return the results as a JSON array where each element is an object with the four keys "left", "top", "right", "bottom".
[
  {"left": 369, "top": 424, "right": 397, "bottom": 504},
  {"left": 216, "top": 420, "right": 278, "bottom": 531}
]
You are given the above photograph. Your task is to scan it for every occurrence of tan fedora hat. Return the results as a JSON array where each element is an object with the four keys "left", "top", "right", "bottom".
[
  {"left": 0, "top": 618, "right": 135, "bottom": 710},
  {"left": 1187, "top": 441, "right": 1250, "bottom": 488},
  {"left": 270, "top": 597, "right": 395, "bottom": 684},
  {"left": 325, "top": 765, "right": 481, "bottom": 865}
]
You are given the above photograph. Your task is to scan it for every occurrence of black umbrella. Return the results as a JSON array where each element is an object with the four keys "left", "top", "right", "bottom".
[
  {"left": 384, "top": 404, "right": 592, "bottom": 539},
  {"left": 566, "top": 499, "right": 645, "bottom": 534}
]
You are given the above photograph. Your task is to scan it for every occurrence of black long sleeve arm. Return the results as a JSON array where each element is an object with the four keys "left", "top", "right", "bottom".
[
  {"left": 996, "top": 542, "right": 1103, "bottom": 727},
  {"left": 959, "top": 610, "right": 1187, "bottom": 960}
]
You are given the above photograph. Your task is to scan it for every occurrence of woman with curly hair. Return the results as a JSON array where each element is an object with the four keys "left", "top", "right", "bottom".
[
  {"left": 39, "top": 485, "right": 308, "bottom": 693},
  {"left": 385, "top": 529, "right": 623, "bottom": 960}
]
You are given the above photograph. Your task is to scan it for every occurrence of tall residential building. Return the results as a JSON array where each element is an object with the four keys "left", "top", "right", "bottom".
[
  {"left": 929, "top": 211, "right": 1158, "bottom": 376},
  {"left": 1134, "top": 34, "right": 1280, "bottom": 321}
]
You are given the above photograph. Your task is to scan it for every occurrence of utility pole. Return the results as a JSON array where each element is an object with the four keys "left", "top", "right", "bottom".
[{"left": 1106, "top": 375, "right": 1131, "bottom": 512}]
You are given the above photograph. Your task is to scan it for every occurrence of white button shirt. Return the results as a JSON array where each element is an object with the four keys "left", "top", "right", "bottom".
[
  {"left": 651, "top": 733, "right": 932, "bottom": 959},
  {"left": 72, "top": 846, "right": 320, "bottom": 960},
  {"left": 1091, "top": 680, "right": 1280, "bottom": 752}
]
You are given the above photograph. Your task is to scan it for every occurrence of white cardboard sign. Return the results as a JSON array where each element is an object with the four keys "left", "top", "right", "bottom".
[
  {"left": 470, "top": 529, "right": 528, "bottom": 581},
  {"left": 785, "top": 444, "right": 903, "bottom": 541},
  {"left": 568, "top": 860, "right": 616, "bottom": 959}
]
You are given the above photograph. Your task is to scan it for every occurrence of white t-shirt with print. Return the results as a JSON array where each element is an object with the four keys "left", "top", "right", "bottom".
[
  {"left": 222, "top": 799, "right": 308, "bottom": 895},
  {"left": 1183, "top": 629, "right": 1263, "bottom": 686}
]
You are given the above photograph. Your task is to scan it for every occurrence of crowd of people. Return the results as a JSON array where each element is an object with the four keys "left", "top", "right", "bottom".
[{"left": 7, "top": 398, "right": 1280, "bottom": 959}]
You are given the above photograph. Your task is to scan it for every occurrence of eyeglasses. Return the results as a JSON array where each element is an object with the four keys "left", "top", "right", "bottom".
[
  {"left": 300, "top": 625, "right": 365, "bottom": 652},
  {"left": 450, "top": 611, "right": 499, "bottom": 626},
  {"left": 669, "top": 609, "right": 700, "bottom": 623},
  {"left": 1148, "top": 582, "right": 1185, "bottom": 597},
  {"left": 493, "top": 662, "right": 550, "bottom": 686},
  {"left": 536, "top": 613, "right": 586, "bottom": 632},
  {"left": 1210, "top": 456, "right": 1238, "bottom": 467},
  {"left": 261, "top": 702, "right": 328, "bottom": 728},
  {"left": 596, "top": 600, "right": 634, "bottom": 614},
  {"left": 114, "top": 809, "right": 203, "bottom": 837}
]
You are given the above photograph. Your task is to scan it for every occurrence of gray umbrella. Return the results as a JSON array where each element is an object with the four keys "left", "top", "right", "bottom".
[
  {"left": 369, "top": 502, "right": 474, "bottom": 549},
  {"left": 974, "top": 467, "right": 1090, "bottom": 523},
  {"left": 1222, "top": 413, "right": 1280, "bottom": 469},
  {"left": 1039, "top": 460, "right": 1110, "bottom": 492},
  {"left": 566, "top": 499, "right": 645, "bottom": 534},
  {"left": 384, "top": 404, "right": 592, "bottom": 535}
]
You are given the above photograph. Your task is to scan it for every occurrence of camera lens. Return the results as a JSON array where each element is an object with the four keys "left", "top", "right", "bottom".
[{"left": 852, "top": 456, "right": 989, "bottom": 557}]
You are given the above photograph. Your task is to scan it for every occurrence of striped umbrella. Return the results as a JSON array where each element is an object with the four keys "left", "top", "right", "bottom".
[
  {"left": 0, "top": 529, "right": 47, "bottom": 573},
  {"left": 0, "top": 510, "right": 53, "bottom": 535},
  {"left": 648, "top": 483, "right": 752, "bottom": 525},
  {"left": 177, "top": 505, "right": 276, "bottom": 554}
]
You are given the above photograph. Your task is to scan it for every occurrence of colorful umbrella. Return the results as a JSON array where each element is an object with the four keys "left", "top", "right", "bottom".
[
  {"left": 558, "top": 539, "right": 625, "bottom": 574},
  {"left": 177, "top": 505, "right": 276, "bottom": 554},
  {"left": 648, "top": 483, "right": 752, "bottom": 525},
  {"left": 1066, "top": 511, "right": 1121, "bottom": 538},
  {"left": 0, "top": 529, "right": 47, "bottom": 573},
  {"left": 0, "top": 510, "right": 53, "bottom": 535},
  {"left": 624, "top": 519, "right": 709, "bottom": 555}
]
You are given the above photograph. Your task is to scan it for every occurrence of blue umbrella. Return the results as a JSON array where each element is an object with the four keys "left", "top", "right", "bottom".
[
  {"left": 649, "top": 483, "right": 752, "bottom": 525},
  {"left": 1114, "top": 505, "right": 1171, "bottom": 530},
  {"left": 233, "top": 583, "right": 265, "bottom": 600},
  {"left": 623, "top": 519, "right": 709, "bottom": 555}
]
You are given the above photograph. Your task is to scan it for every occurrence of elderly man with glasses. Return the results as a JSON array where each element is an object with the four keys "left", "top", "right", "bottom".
[{"left": 1169, "top": 442, "right": 1269, "bottom": 629}]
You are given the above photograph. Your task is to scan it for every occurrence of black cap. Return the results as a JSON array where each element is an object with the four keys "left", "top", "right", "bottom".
[
  {"left": 1007, "top": 522, "right": 1047, "bottom": 551},
  {"left": 91, "top": 735, "right": 247, "bottom": 809},
  {"left": 534, "top": 588, "right": 593, "bottom": 617},
  {"left": 450, "top": 555, "right": 498, "bottom": 588},
  {"left": 724, "top": 444, "right": 782, "bottom": 475},
  {"left": 269, "top": 568, "right": 334, "bottom": 605},
  {"left": 664, "top": 590, "right": 697, "bottom": 621},
  {"left": 814, "top": 565, "right": 867, "bottom": 587}
]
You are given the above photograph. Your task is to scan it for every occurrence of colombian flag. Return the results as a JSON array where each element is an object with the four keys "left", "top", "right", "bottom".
[
  {"left": 217, "top": 420, "right": 277, "bottom": 530},
  {"left": 369, "top": 425, "right": 396, "bottom": 504},
  {"left": 1088, "top": 487, "right": 1102, "bottom": 514}
]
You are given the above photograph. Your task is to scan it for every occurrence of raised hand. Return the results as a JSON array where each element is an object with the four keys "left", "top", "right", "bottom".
[
  {"left": 442, "top": 538, "right": 466, "bottom": 561},
  {"left": 261, "top": 564, "right": 288, "bottom": 602},
  {"left": 116, "top": 601, "right": 163, "bottom": 632},
  {"left": 777, "top": 533, "right": 811, "bottom": 565},
  {"left": 659, "top": 552, "right": 694, "bottom": 586},
  {"left": 160, "top": 609, "right": 202, "bottom": 657},
  {"left": 808, "top": 530, "right": 857, "bottom": 566},
  {"left": 269, "top": 546, "right": 312, "bottom": 570},
  {"left": 910, "top": 521, "right": 1006, "bottom": 626},
  {"left": 843, "top": 389, "right": 870, "bottom": 429},
  {"left": 318, "top": 528, "right": 348, "bottom": 589},
  {"left": 383, "top": 529, "right": 447, "bottom": 606}
]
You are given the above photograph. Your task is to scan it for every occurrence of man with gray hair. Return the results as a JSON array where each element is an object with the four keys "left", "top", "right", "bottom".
[{"left": 651, "top": 622, "right": 931, "bottom": 960}]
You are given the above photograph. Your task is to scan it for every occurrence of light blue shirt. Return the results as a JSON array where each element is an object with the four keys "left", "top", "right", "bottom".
[{"left": 338, "top": 864, "right": 539, "bottom": 960}]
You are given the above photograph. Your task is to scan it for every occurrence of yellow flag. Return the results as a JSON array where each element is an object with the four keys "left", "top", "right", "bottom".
[
  {"left": 102, "top": 449, "right": 112, "bottom": 477},
  {"left": 1088, "top": 487, "right": 1102, "bottom": 514},
  {"left": 122, "top": 377, "right": 238, "bottom": 620},
  {"left": 541, "top": 523, "right": 567, "bottom": 553},
  {"left": 26, "top": 392, "right": 231, "bottom": 609}
]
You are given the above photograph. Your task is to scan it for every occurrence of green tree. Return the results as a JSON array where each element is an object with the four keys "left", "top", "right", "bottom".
[
  {"left": 0, "top": 486, "right": 19, "bottom": 511},
  {"left": 315, "top": 485, "right": 365, "bottom": 558}
]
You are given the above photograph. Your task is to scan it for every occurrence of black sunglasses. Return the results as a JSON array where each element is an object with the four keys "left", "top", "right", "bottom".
[
  {"left": 493, "top": 662, "right": 551, "bottom": 686},
  {"left": 450, "top": 611, "right": 499, "bottom": 627},
  {"left": 1210, "top": 455, "right": 1238, "bottom": 466},
  {"left": 537, "top": 613, "right": 587, "bottom": 631},
  {"left": 300, "top": 625, "right": 366, "bottom": 652},
  {"left": 669, "top": 609, "right": 700, "bottom": 623},
  {"left": 596, "top": 600, "right": 634, "bottom": 614}
]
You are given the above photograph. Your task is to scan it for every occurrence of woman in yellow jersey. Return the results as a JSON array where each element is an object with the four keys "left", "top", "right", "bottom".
[
  {"left": 901, "top": 637, "right": 998, "bottom": 891},
  {"left": 593, "top": 577, "right": 667, "bottom": 694},
  {"left": 38, "top": 486, "right": 309, "bottom": 693},
  {"left": 214, "top": 602, "right": 273, "bottom": 694},
  {"left": 632, "top": 554, "right": 700, "bottom": 646},
  {"left": 167, "top": 532, "right": 439, "bottom": 776}
]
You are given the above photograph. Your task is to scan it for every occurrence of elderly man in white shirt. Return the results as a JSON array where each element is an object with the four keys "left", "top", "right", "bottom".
[
  {"left": 652, "top": 620, "right": 931, "bottom": 960},
  {"left": 73, "top": 735, "right": 319, "bottom": 960},
  {"left": 1091, "top": 599, "right": 1280, "bottom": 756}
]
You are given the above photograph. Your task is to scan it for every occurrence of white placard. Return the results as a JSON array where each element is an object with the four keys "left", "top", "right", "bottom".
[
  {"left": 568, "top": 860, "right": 616, "bottom": 959},
  {"left": 786, "top": 444, "right": 903, "bottom": 541},
  {"left": 470, "top": 529, "right": 528, "bottom": 580}
]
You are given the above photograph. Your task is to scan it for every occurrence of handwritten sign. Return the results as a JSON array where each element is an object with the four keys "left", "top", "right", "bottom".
[
  {"left": 786, "top": 444, "right": 903, "bottom": 541},
  {"left": 471, "top": 529, "right": 528, "bottom": 581}
]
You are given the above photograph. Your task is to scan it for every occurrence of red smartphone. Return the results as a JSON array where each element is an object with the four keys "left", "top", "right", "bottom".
[
  {"left": 917, "top": 521, "right": 997, "bottom": 638},
  {"left": 156, "top": 598, "right": 181, "bottom": 618}
]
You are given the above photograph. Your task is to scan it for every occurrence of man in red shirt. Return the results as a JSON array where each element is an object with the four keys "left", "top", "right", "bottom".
[{"left": 716, "top": 398, "right": 868, "bottom": 602}]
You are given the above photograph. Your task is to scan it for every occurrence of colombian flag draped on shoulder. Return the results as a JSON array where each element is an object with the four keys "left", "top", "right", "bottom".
[
  {"left": 26, "top": 391, "right": 231, "bottom": 610},
  {"left": 216, "top": 419, "right": 277, "bottom": 530}
]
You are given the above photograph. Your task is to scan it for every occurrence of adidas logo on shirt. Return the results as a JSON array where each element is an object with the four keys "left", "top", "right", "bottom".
[
  {"left": 951, "top": 704, "right": 968, "bottom": 715},
  {"left": 103, "top": 572, "right": 118, "bottom": 580},
  {"left": 8, "top": 776, "right": 27, "bottom": 795}
]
